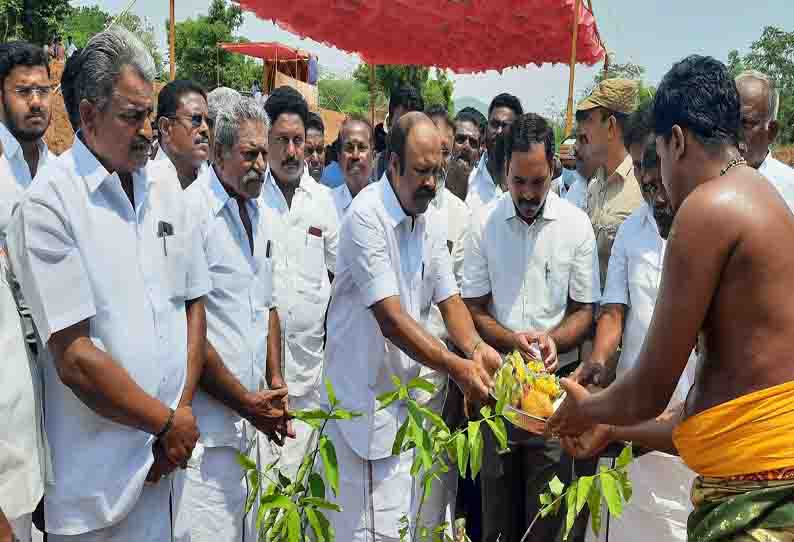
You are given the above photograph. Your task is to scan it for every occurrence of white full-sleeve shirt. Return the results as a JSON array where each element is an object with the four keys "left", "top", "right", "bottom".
[
  {"left": 184, "top": 165, "right": 277, "bottom": 449},
  {"left": 260, "top": 168, "right": 338, "bottom": 397},
  {"left": 463, "top": 191, "right": 601, "bottom": 367},
  {"left": 322, "top": 175, "right": 458, "bottom": 460},
  {"left": 7, "top": 136, "right": 210, "bottom": 535}
]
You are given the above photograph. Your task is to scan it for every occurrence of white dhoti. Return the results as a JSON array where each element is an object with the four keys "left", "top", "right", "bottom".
[
  {"left": 262, "top": 389, "right": 321, "bottom": 478},
  {"left": 323, "top": 421, "right": 414, "bottom": 542},
  {"left": 48, "top": 481, "right": 172, "bottom": 542},
  {"left": 586, "top": 451, "right": 694, "bottom": 542},
  {"left": 173, "top": 438, "right": 260, "bottom": 542}
]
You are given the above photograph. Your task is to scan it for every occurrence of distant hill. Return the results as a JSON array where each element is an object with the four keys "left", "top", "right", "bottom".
[{"left": 453, "top": 96, "right": 489, "bottom": 116}]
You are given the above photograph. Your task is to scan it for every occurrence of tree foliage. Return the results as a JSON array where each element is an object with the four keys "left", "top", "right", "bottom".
[
  {"left": 2, "top": 0, "right": 71, "bottom": 45},
  {"left": 353, "top": 63, "right": 456, "bottom": 113},
  {"left": 169, "top": 0, "right": 261, "bottom": 91},
  {"left": 728, "top": 26, "right": 794, "bottom": 145}
]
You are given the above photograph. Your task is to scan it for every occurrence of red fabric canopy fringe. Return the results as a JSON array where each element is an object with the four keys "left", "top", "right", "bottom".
[
  {"left": 235, "top": 0, "right": 605, "bottom": 73},
  {"left": 219, "top": 41, "right": 309, "bottom": 61}
]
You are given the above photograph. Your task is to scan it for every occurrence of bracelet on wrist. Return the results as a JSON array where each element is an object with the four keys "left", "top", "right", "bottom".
[{"left": 155, "top": 408, "right": 175, "bottom": 440}]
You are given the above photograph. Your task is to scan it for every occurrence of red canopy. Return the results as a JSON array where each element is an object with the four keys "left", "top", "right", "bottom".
[
  {"left": 235, "top": 0, "right": 605, "bottom": 73},
  {"left": 218, "top": 41, "right": 309, "bottom": 61}
]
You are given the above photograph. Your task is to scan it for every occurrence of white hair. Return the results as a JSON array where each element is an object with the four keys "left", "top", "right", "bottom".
[
  {"left": 214, "top": 97, "right": 269, "bottom": 152},
  {"left": 736, "top": 70, "right": 780, "bottom": 122},
  {"left": 207, "top": 87, "right": 241, "bottom": 122},
  {"left": 77, "top": 26, "right": 155, "bottom": 111}
]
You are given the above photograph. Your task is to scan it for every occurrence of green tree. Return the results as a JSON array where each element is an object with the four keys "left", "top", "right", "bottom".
[
  {"left": 318, "top": 76, "right": 372, "bottom": 115},
  {"left": 352, "top": 63, "right": 455, "bottom": 112},
  {"left": 169, "top": 0, "right": 261, "bottom": 91},
  {"left": 59, "top": 5, "right": 109, "bottom": 48},
  {"left": 727, "top": 26, "right": 794, "bottom": 145},
  {"left": 116, "top": 13, "right": 164, "bottom": 77},
  {"left": 7, "top": 0, "right": 72, "bottom": 46}
]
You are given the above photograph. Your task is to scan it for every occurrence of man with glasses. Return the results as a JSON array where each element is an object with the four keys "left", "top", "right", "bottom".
[
  {"left": 151, "top": 79, "right": 210, "bottom": 190},
  {"left": 445, "top": 108, "right": 484, "bottom": 202},
  {"left": 0, "top": 41, "right": 53, "bottom": 542},
  {"left": 466, "top": 93, "right": 523, "bottom": 216},
  {"left": 261, "top": 86, "right": 338, "bottom": 477}
]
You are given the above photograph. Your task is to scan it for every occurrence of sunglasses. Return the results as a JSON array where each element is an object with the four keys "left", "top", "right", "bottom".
[{"left": 168, "top": 113, "right": 209, "bottom": 129}]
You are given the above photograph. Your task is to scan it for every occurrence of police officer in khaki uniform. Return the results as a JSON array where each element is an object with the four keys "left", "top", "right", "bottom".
[{"left": 575, "top": 79, "right": 643, "bottom": 287}]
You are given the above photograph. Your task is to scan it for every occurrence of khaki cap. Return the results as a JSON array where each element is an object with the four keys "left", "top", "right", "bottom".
[{"left": 577, "top": 78, "right": 639, "bottom": 115}]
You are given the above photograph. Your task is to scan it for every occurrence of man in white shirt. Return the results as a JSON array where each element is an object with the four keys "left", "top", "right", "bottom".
[
  {"left": 323, "top": 112, "right": 502, "bottom": 542},
  {"left": 571, "top": 140, "right": 696, "bottom": 542},
  {"left": 331, "top": 115, "right": 373, "bottom": 219},
  {"left": 176, "top": 97, "right": 291, "bottom": 542},
  {"left": 305, "top": 112, "right": 325, "bottom": 182},
  {"left": 735, "top": 70, "right": 794, "bottom": 210},
  {"left": 463, "top": 113, "right": 600, "bottom": 542},
  {"left": 206, "top": 87, "right": 241, "bottom": 157},
  {"left": 0, "top": 41, "right": 54, "bottom": 542},
  {"left": 150, "top": 79, "right": 210, "bottom": 189},
  {"left": 7, "top": 28, "right": 209, "bottom": 542},
  {"left": 445, "top": 108, "right": 484, "bottom": 202},
  {"left": 0, "top": 41, "right": 54, "bottom": 234},
  {"left": 466, "top": 93, "right": 523, "bottom": 215},
  {"left": 261, "top": 86, "right": 339, "bottom": 477}
]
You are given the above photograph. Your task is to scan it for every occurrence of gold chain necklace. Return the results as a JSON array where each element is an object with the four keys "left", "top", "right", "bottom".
[{"left": 720, "top": 156, "right": 747, "bottom": 176}]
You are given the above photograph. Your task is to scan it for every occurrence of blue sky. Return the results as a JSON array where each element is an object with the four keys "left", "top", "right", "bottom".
[{"left": 77, "top": 0, "right": 793, "bottom": 115}]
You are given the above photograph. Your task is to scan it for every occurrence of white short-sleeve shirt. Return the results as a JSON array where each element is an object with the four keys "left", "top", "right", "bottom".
[
  {"left": 0, "top": 123, "right": 53, "bottom": 237},
  {"left": 331, "top": 181, "right": 354, "bottom": 221},
  {"left": 7, "top": 136, "right": 210, "bottom": 535},
  {"left": 323, "top": 176, "right": 458, "bottom": 460},
  {"left": 465, "top": 154, "right": 502, "bottom": 216},
  {"left": 260, "top": 168, "right": 338, "bottom": 397},
  {"left": 184, "top": 165, "right": 277, "bottom": 449},
  {"left": 759, "top": 154, "right": 794, "bottom": 213},
  {"left": 463, "top": 191, "right": 600, "bottom": 366}
]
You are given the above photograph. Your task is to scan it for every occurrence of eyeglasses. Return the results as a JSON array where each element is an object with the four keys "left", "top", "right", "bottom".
[
  {"left": 12, "top": 85, "right": 52, "bottom": 101},
  {"left": 168, "top": 113, "right": 209, "bottom": 129},
  {"left": 454, "top": 134, "right": 480, "bottom": 148}
]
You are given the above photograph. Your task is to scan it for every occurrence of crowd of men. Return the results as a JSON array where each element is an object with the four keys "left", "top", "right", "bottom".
[{"left": 1, "top": 23, "right": 794, "bottom": 542}]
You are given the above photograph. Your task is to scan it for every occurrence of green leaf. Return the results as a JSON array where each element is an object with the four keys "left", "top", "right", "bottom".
[
  {"left": 391, "top": 374, "right": 403, "bottom": 389},
  {"left": 418, "top": 405, "right": 447, "bottom": 431},
  {"left": 549, "top": 475, "right": 565, "bottom": 497},
  {"left": 423, "top": 472, "right": 434, "bottom": 501},
  {"left": 258, "top": 494, "right": 295, "bottom": 513},
  {"left": 539, "top": 492, "right": 553, "bottom": 507},
  {"left": 564, "top": 483, "right": 578, "bottom": 541},
  {"left": 468, "top": 421, "right": 483, "bottom": 479},
  {"left": 455, "top": 432, "right": 469, "bottom": 478},
  {"left": 406, "top": 376, "right": 436, "bottom": 395},
  {"left": 309, "top": 472, "right": 326, "bottom": 498},
  {"left": 286, "top": 508, "right": 301, "bottom": 542},
  {"left": 392, "top": 418, "right": 410, "bottom": 455},
  {"left": 244, "top": 471, "right": 260, "bottom": 515},
  {"left": 301, "top": 497, "right": 343, "bottom": 512},
  {"left": 329, "top": 408, "right": 362, "bottom": 420},
  {"left": 306, "top": 508, "right": 327, "bottom": 542},
  {"left": 293, "top": 408, "right": 333, "bottom": 421},
  {"left": 325, "top": 378, "right": 338, "bottom": 407},
  {"left": 616, "top": 443, "right": 633, "bottom": 469},
  {"left": 575, "top": 476, "right": 594, "bottom": 515},
  {"left": 236, "top": 451, "right": 257, "bottom": 471},
  {"left": 587, "top": 480, "right": 602, "bottom": 537},
  {"left": 479, "top": 405, "right": 492, "bottom": 418},
  {"left": 617, "top": 470, "right": 633, "bottom": 502},
  {"left": 320, "top": 435, "right": 339, "bottom": 496},
  {"left": 377, "top": 390, "right": 400, "bottom": 410},
  {"left": 600, "top": 467, "right": 624, "bottom": 518},
  {"left": 485, "top": 417, "right": 508, "bottom": 451},
  {"left": 278, "top": 470, "right": 292, "bottom": 489}
]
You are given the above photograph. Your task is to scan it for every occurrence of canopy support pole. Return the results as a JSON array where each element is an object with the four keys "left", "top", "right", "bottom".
[
  {"left": 370, "top": 63, "right": 376, "bottom": 127},
  {"left": 169, "top": 0, "right": 175, "bottom": 80},
  {"left": 564, "top": 0, "right": 581, "bottom": 137}
]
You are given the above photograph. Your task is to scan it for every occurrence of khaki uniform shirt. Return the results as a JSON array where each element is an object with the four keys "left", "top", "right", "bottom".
[{"left": 586, "top": 154, "right": 643, "bottom": 287}]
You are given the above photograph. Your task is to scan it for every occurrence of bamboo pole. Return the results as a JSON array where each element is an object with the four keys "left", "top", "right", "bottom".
[
  {"left": 169, "top": 0, "right": 176, "bottom": 80},
  {"left": 564, "top": 0, "right": 582, "bottom": 136},
  {"left": 370, "top": 63, "right": 376, "bottom": 127}
]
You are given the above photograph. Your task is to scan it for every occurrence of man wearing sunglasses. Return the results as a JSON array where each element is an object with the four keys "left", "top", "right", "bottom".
[{"left": 152, "top": 79, "right": 211, "bottom": 190}]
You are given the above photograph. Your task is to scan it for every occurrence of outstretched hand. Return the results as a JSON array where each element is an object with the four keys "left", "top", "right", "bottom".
[{"left": 546, "top": 377, "right": 596, "bottom": 437}]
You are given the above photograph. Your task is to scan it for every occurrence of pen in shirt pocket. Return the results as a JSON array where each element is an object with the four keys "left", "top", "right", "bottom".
[
  {"left": 266, "top": 240, "right": 272, "bottom": 259},
  {"left": 545, "top": 262, "right": 550, "bottom": 281}
]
